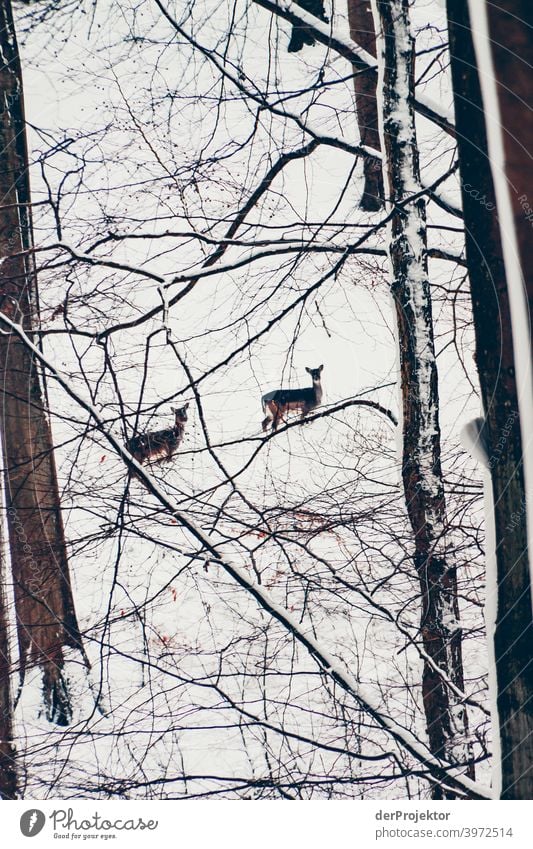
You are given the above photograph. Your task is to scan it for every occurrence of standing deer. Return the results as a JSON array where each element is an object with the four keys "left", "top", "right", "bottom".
[
  {"left": 126, "top": 403, "right": 189, "bottom": 465},
  {"left": 261, "top": 365, "right": 323, "bottom": 431}
]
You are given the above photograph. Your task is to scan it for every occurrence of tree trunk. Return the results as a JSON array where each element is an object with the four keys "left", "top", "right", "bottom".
[
  {"left": 447, "top": 0, "right": 533, "bottom": 799},
  {"left": 347, "top": 0, "right": 384, "bottom": 210},
  {"left": 0, "top": 529, "right": 17, "bottom": 798},
  {"left": 372, "top": 0, "right": 472, "bottom": 797},
  {"left": 0, "top": 0, "right": 84, "bottom": 726},
  {"left": 485, "top": 1, "right": 533, "bottom": 323}
]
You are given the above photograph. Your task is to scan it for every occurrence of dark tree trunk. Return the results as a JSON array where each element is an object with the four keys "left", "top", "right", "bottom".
[
  {"left": 485, "top": 1, "right": 533, "bottom": 323},
  {"left": 0, "top": 0, "right": 84, "bottom": 726},
  {"left": 447, "top": 0, "right": 533, "bottom": 799},
  {"left": 375, "top": 0, "right": 473, "bottom": 798},
  {"left": 347, "top": 0, "right": 384, "bottom": 210}
]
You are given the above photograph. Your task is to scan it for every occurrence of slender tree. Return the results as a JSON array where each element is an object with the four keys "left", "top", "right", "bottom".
[
  {"left": 0, "top": 530, "right": 17, "bottom": 798},
  {"left": 347, "top": 0, "right": 384, "bottom": 210},
  {"left": 0, "top": 0, "right": 85, "bottom": 726},
  {"left": 372, "top": 0, "right": 472, "bottom": 796}
]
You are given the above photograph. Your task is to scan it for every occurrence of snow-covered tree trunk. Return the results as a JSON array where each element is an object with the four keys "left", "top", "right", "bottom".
[
  {"left": 372, "top": 0, "right": 472, "bottom": 797},
  {"left": 346, "top": 0, "right": 384, "bottom": 210},
  {"left": 0, "top": 0, "right": 85, "bottom": 726},
  {"left": 449, "top": 0, "right": 533, "bottom": 799}
]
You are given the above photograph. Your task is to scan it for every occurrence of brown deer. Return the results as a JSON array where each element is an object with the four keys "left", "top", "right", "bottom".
[
  {"left": 261, "top": 365, "right": 323, "bottom": 431},
  {"left": 126, "top": 403, "right": 189, "bottom": 465}
]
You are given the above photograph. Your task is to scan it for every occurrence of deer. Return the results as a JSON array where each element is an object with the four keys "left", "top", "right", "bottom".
[
  {"left": 261, "top": 365, "right": 323, "bottom": 432},
  {"left": 126, "top": 403, "right": 189, "bottom": 466}
]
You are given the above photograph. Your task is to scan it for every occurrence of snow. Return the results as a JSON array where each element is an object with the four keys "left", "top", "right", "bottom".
[
  {"left": 0, "top": 310, "right": 491, "bottom": 799},
  {"left": 372, "top": 0, "right": 446, "bottom": 509},
  {"left": 1, "top": 0, "right": 493, "bottom": 800},
  {"left": 460, "top": 417, "right": 490, "bottom": 469},
  {"left": 261, "top": 0, "right": 379, "bottom": 68},
  {"left": 256, "top": 0, "right": 455, "bottom": 136},
  {"left": 369, "top": 0, "right": 485, "bottom": 781}
]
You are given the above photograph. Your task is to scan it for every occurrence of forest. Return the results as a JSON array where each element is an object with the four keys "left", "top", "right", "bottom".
[{"left": 0, "top": 0, "right": 531, "bottom": 801}]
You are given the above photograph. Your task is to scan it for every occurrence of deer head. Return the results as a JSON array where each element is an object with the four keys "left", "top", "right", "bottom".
[
  {"left": 171, "top": 402, "right": 189, "bottom": 425},
  {"left": 305, "top": 365, "right": 323, "bottom": 382}
]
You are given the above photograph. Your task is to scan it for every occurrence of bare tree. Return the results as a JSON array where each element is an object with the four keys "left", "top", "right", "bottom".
[
  {"left": 0, "top": 0, "right": 500, "bottom": 799},
  {"left": 0, "top": 0, "right": 85, "bottom": 726},
  {"left": 447, "top": 0, "right": 533, "bottom": 799},
  {"left": 347, "top": 0, "right": 384, "bottom": 210},
  {"left": 372, "top": 0, "right": 472, "bottom": 796}
]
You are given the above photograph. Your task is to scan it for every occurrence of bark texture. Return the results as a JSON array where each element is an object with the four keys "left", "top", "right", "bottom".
[
  {"left": 347, "top": 0, "right": 384, "bottom": 210},
  {"left": 374, "top": 0, "right": 472, "bottom": 797},
  {"left": 447, "top": 0, "right": 533, "bottom": 799},
  {"left": 485, "top": 1, "right": 533, "bottom": 323},
  {"left": 0, "top": 0, "right": 83, "bottom": 726},
  {"left": 0, "top": 527, "right": 17, "bottom": 798}
]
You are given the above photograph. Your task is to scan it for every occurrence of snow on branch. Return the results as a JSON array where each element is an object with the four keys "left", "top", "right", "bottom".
[
  {"left": 253, "top": 0, "right": 455, "bottom": 137},
  {"left": 0, "top": 309, "right": 491, "bottom": 801}
]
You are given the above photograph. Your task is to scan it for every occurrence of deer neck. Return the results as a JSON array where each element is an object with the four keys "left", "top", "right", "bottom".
[{"left": 312, "top": 380, "right": 322, "bottom": 404}]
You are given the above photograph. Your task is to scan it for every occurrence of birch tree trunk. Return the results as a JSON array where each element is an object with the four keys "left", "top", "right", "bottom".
[
  {"left": 0, "top": 0, "right": 84, "bottom": 726},
  {"left": 347, "top": 0, "right": 384, "bottom": 210},
  {"left": 372, "top": 0, "right": 472, "bottom": 797},
  {"left": 447, "top": 0, "right": 533, "bottom": 799}
]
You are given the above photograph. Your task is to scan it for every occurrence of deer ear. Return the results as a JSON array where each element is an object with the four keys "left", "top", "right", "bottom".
[
  {"left": 305, "top": 367, "right": 312, "bottom": 374},
  {"left": 318, "top": 364, "right": 324, "bottom": 372},
  {"left": 184, "top": 402, "right": 189, "bottom": 409}
]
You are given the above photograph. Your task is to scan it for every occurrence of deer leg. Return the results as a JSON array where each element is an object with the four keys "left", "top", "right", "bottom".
[
  {"left": 271, "top": 403, "right": 283, "bottom": 431},
  {"left": 262, "top": 401, "right": 276, "bottom": 432}
]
